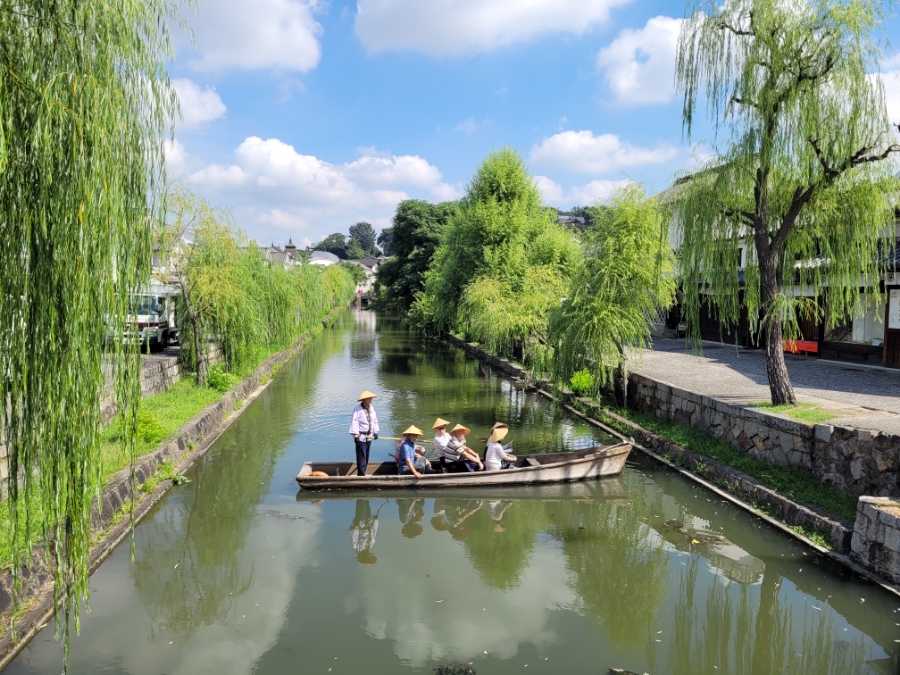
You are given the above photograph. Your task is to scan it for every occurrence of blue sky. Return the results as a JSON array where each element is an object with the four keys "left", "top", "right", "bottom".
[{"left": 167, "top": 0, "right": 900, "bottom": 248}]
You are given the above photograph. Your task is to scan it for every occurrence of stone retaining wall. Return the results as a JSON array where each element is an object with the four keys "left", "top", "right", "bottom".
[
  {"left": 1, "top": 346, "right": 224, "bottom": 496},
  {"left": 629, "top": 373, "right": 900, "bottom": 497},
  {"left": 851, "top": 497, "right": 900, "bottom": 583},
  {"left": 444, "top": 335, "right": 853, "bottom": 551}
]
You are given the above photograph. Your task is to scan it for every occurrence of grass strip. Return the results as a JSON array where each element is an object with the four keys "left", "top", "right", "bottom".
[
  {"left": 747, "top": 401, "right": 836, "bottom": 424},
  {"left": 590, "top": 402, "right": 858, "bottom": 522}
]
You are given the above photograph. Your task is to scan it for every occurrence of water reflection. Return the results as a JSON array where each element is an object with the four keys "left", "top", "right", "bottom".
[
  {"left": 350, "top": 500, "right": 382, "bottom": 564},
  {"left": 5, "top": 312, "right": 898, "bottom": 675}
]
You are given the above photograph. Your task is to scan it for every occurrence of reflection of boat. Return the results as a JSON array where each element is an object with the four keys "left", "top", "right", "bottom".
[
  {"left": 295, "top": 443, "right": 632, "bottom": 490},
  {"left": 294, "top": 477, "right": 631, "bottom": 503}
]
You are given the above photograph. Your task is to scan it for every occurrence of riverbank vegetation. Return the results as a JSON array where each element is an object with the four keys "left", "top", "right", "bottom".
[
  {"left": 159, "top": 185, "right": 357, "bottom": 386},
  {"left": 0, "top": 0, "right": 179, "bottom": 650}
]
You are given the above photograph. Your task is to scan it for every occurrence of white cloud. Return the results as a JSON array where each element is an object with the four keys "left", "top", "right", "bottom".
[
  {"left": 454, "top": 118, "right": 477, "bottom": 135},
  {"left": 534, "top": 176, "right": 630, "bottom": 207},
  {"left": 882, "top": 69, "right": 900, "bottom": 128},
  {"left": 567, "top": 179, "right": 631, "bottom": 205},
  {"left": 172, "top": 79, "right": 226, "bottom": 128},
  {"left": 344, "top": 154, "right": 443, "bottom": 188},
  {"left": 354, "top": 0, "right": 631, "bottom": 56},
  {"left": 533, "top": 176, "right": 564, "bottom": 204},
  {"left": 530, "top": 130, "right": 679, "bottom": 173},
  {"left": 165, "top": 139, "right": 196, "bottom": 176},
  {"left": 184, "top": 0, "right": 322, "bottom": 72},
  {"left": 431, "top": 182, "right": 464, "bottom": 201},
  {"left": 596, "top": 16, "right": 683, "bottom": 107},
  {"left": 188, "top": 137, "right": 453, "bottom": 241}
]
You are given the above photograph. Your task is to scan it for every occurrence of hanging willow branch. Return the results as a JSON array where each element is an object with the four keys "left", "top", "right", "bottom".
[
  {"left": 0, "top": 0, "right": 181, "bottom": 661},
  {"left": 548, "top": 184, "right": 676, "bottom": 396},
  {"left": 674, "top": 0, "right": 900, "bottom": 405}
]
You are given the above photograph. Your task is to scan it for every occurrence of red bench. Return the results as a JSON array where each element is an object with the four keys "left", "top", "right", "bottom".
[{"left": 783, "top": 339, "right": 818, "bottom": 355}]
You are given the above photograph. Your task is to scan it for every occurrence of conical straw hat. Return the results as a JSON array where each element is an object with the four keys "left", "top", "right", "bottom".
[
  {"left": 432, "top": 417, "right": 450, "bottom": 430},
  {"left": 450, "top": 423, "right": 471, "bottom": 435},
  {"left": 489, "top": 422, "right": 509, "bottom": 432},
  {"left": 489, "top": 427, "right": 509, "bottom": 443},
  {"left": 357, "top": 390, "right": 377, "bottom": 401},
  {"left": 402, "top": 425, "right": 424, "bottom": 437}
]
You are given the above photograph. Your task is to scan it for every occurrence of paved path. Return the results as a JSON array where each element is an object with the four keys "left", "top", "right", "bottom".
[{"left": 632, "top": 338, "right": 900, "bottom": 435}]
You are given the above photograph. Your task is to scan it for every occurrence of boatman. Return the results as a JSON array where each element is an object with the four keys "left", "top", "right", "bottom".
[{"left": 349, "top": 390, "right": 380, "bottom": 476}]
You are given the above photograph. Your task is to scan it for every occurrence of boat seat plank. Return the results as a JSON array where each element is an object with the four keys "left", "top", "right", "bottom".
[
  {"left": 345, "top": 464, "right": 357, "bottom": 476},
  {"left": 525, "top": 457, "right": 541, "bottom": 467}
]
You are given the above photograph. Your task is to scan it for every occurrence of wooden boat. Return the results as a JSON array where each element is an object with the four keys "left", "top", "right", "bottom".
[{"left": 295, "top": 442, "right": 632, "bottom": 490}]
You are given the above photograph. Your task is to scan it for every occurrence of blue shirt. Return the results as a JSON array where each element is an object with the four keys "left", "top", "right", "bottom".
[{"left": 397, "top": 439, "right": 416, "bottom": 474}]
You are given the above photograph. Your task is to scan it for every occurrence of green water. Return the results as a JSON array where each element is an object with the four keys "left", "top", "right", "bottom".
[{"left": 6, "top": 311, "right": 899, "bottom": 674}]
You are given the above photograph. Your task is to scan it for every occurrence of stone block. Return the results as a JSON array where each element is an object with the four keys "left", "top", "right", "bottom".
[
  {"left": 851, "top": 531, "right": 864, "bottom": 555},
  {"left": 771, "top": 448, "right": 789, "bottom": 467},
  {"left": 815, "top": 424, "right": 834, "bottom": 443},
  {"left": 857, "top": 429, "right": 876, "bottom": 445},
  {"left": 884, "top": 526, "right": 900, "bottom": 553}
]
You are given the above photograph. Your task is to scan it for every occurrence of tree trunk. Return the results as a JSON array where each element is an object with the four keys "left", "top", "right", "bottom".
[
  {"left": 759, "top": 254, "right": 796, "bottom": 405},
  {"left": 613, "top": 343, "right": 628, "bottom": 408},
  {"left": 192, "top": 314, "right": 207, "bottom": 387},
  {"left": 181, "top": 288, "right": 207, "bottom": 387}
]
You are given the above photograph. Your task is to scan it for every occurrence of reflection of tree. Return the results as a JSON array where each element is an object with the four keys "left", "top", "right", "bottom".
[
  {"left": 131, "top": 313, "right": 351, "bottom": 640},
  {"left": 460, "top": 500, "right": 551, "bottom": 590},
  {"left": 552, "top": 475, "right": 669, "bottom": 646},
  {"left": 669, "top": 559, "right": 870, "bottom": 675},
  {"left": 375, "top": 316, "right": 606, "bottom": 452}
]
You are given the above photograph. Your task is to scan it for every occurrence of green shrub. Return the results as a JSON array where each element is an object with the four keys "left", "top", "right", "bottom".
[
  {"left": 207, "top": 363, "right": 240, "bottom": 393},
  {"left": 569, "top": 368, "right": 595, "bottom": 396},
  {"left": 137, "top": 411, "right": 167, "bottom": 444}
]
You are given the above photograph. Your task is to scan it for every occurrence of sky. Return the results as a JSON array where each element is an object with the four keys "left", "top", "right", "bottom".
[{"left": 165, "top": 0, "right": 900, "bottom": 248}]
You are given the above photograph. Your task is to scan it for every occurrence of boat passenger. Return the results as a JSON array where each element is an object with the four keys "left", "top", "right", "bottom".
[
  {"left": 397, "top": 425, "right": 426, "bottom": 478},
  {"left": 349, "top": 390, "right": 380, "bottom": 476},
  {"left": 442, "top": 424, "right": 484, "bottom": 473},
  {"left": 485, "top": 426, "right": 517, "bottom": 471},
  {"left": 431, "top": 418, "right": 451, "bottom": 462},
  {"left": 414, "top": 446, "right": 436, "bottom": 474}
]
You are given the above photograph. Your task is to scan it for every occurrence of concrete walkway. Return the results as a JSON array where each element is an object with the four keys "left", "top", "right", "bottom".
[{"left": 632, "top": 338, "right": 900, "bottom": 435}]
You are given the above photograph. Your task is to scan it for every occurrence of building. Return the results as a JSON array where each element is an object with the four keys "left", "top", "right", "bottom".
[
  {"left": 661, "top": 176, "right": 900, "bottom": 367},
  {"left": 309, "top": 250, "right": 340, "bottom": 267}
]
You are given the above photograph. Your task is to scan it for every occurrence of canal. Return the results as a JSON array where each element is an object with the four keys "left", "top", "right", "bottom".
[{"left": 6, "top": 311, "right": 899, "bottom": 674}]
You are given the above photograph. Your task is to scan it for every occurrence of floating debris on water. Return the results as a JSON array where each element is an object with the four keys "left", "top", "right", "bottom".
[
  {"left": 263, "top": 509, "right": 309, "bottom": 521},
  {"left": 435, "top": 662, "right": 476, "bottom": 675}
]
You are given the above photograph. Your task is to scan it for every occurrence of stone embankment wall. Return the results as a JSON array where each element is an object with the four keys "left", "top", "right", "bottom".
[
  {"left": 0, "top": 345, "right": 223, "bottom": 494},
  {"left": 629, "top": 374, "right": 900, "bottom": 498},
  {"left": 851, "top": 497, "right": 900, "bottom": 583},
  {"left": 446, "top": 334, "right": 853, "bottom": 551}
]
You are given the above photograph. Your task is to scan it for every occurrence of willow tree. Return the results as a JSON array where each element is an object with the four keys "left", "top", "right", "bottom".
[
  {"left": 674, "top": 0, "right": 900, "bottom": 404},
  {"left": 413, "top": 148, "right": 580, "bottom": 363},
  {"left": 0, "top": 0, "right": 179, "bottom": 653},
  {"left": 160, "top": 186, "right": 253, "bottom": 385},
  {"left": 548, "top": 184, "right": 675, "bottom": 405}
]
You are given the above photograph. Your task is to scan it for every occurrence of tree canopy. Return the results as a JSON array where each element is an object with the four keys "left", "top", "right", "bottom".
[
  {"left": 375, "top": 200, "right": 457, "bottom": 310},
  {"left": 349, "top": 221, "right": 379, "bottom": 256},
  {"left": 376, "top": 227, "right": 394, "bottom": 256},
  {"left": 674, "top": 0, "right": 900, "bottom": 404},
  {"left": 0, "top": 0, "right": 179, "bottom": 651},
  {"left": 413, "top": 148, "right": 580, "bottom": 362},
  {"left": 314, "top": 233, "right": 349, "bottom": 259},
  {"left": 548, "top": 184, "right": 676, "bottom": 397}
]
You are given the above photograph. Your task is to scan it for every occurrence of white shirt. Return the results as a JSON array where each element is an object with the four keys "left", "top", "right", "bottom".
[
  {"left": 485, "top": 441, "right": 514, "bottom": 471},
  {"left": 433, "top": 431, "right": 451, "bottom": 458},
  {"left": 348, "top": 403, "right": 380, "bottom": 437}
]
